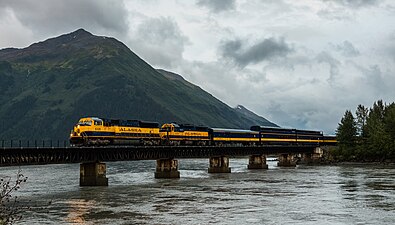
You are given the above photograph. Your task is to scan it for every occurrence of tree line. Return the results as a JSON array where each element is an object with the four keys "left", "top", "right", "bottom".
[{"left": 335, "top": 100, "right": 395, "bottom": 161}]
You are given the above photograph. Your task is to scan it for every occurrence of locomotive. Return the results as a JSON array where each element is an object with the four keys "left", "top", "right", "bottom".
[
  {"left": 69, "top": 117, "right": 336, "bottom": 146},
  {"left": 69, "top": 117, "right": 160, "bottom": 146}
]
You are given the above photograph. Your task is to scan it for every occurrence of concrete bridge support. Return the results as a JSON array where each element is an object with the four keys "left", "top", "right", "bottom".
[
  {"left": 277, "top": 154, "right": 296, "bottom": 167},
  {"left": 155, "top": 158, "right": 180, "bottom": 178},
  {"left": 303, "top": 147, "right": 324, "bottom": 164},
  {"left": 208, "top": 156, "right": 231, "bottom": 173},
  {"left": 248, "top": 155, "right": 268, "bottom": 169},
  {"left": 313, "top": 147, "right": 324, "bottom": 159},
  {"left": 80, "top": 162, "right": 108, "bottom": 186},
  {"left": 299, "top": 153, "right": 313, "bottom": 164}
]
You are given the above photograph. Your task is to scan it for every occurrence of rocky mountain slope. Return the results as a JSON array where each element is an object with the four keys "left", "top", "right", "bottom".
[{"left": 0, "top": 29, "right": 276, "bottom": 140}]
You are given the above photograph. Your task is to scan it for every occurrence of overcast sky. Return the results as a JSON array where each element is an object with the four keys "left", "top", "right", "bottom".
[{"left": 1, "top": 0, "right": 395, "bottom": 134}]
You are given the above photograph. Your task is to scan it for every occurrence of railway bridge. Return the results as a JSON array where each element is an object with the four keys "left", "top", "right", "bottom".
[{"left": 0, "top": 145, "right": 325, "bottom": 186}]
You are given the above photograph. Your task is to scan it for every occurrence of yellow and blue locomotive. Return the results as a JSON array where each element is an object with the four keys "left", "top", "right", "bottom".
[
  {"left": 70, "top": 117, "right": 336, "bottom": 146},
  {"left": 160, "top": 123, "right": 210, "bottom": 145},
  {"left": 70, "top": 117, "right": 160, "bottom": 146}
]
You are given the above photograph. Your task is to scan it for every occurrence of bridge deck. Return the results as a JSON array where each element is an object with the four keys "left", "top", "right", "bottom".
[{"left": 0, "top": 145, "right": 319, "bottom": 167}]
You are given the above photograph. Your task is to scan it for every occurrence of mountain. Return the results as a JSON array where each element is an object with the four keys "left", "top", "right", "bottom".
[
  {"left": 0, "top": 29, "right": 276, "bottom": 140},
  {"left": 233, "top": 105, "right": 277, "bottom": 127},
  {"left": 157, "top": 69, "right": 278, "bottom": 128}
]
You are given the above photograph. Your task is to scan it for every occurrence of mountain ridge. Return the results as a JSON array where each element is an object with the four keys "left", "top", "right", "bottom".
[{"left": 0, "top": 29, "right": 276, "bottom": 140}]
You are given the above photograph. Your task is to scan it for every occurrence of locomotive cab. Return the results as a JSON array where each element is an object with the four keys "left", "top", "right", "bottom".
[
  {"left": 160, "top": 123, "right": 177, "bottom": 132},
  {"left": 159, "top": 123, "right": 178, "bottom": 144},
  {"left": 70, "top": 117, "right": 103, "bottom": 146},
  {"left": 159, "top": 123, "right": 209, "bottom": 145}
]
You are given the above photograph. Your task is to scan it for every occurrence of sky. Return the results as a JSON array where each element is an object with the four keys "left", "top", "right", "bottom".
[{"left": 1, "top": 0, "right": 395, "bottom": 134}]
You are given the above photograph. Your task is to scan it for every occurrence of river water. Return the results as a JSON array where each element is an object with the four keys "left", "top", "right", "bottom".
[{"left": 1, "top": 159, "right": 395, "bottom": 224}]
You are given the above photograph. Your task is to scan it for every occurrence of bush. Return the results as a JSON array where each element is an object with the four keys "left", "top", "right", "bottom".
[{"left": 0, "top": 169, "right": 28, "bottom": 225}]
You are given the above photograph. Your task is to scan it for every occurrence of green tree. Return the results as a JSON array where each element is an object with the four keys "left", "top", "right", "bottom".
[
  {"left": 365, "top": 100, "right": 389, "bottom": 160},
  {"left": 336, "top": 100, "right": 395, "bottom": 161},
  {"left": 336, "top": 110, "right": 357, "bottom": 159},
  {"left": 354, "top": 104, "right": 369, "bottom": 159},
  {"left": 355, "top": 104, "right": 368, "bottom": 138},
  {"left": 383, "top": 103, "right": 395, "bottom": 158}
]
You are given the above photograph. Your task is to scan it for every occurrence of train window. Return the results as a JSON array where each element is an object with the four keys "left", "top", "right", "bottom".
[{"left": 78, "top": 120, "right": 92, "bottom": 126}]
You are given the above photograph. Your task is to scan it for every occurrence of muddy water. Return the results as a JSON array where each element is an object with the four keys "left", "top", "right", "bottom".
[{"left": 1, "top": 159, "right": 394, "bottom": 224}]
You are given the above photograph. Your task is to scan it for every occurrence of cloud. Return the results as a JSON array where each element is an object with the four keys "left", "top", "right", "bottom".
[
  {"left": 330, "top": 40, "right": 360, "bottom": 57},
  {"left": 220, "top": 37, "right": 293, "bottom": 67},
  {"left": 323, "top": 0, "right": 380, "bottom": 8},
  {"left": 196, "top": 0, "right": 236, "bottom": 13},
  {"left": 0, "top": 0, "right": 128, "bottom": 37},
  {"left": 318, "top": 0, "right": 381, "bottom": 20},
  {"left": 128, "top": 17, "right": 189, "bottom": 68},
  {"left": 384, "top": 31, "right": 395, "bottom": 62},
  {"left": 356, "top": 64, "right": 393, "bottom": 96},
  {"left": 316, "top": 51, "right": 340, "bottom": 83},
  {"left": 0, "top": 8, "right": 34, "bottom": 48}
]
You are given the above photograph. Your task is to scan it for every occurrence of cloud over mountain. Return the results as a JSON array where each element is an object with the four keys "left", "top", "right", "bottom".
[
  {"left": 220, "top": 37, "right": 293, "bottom": 67},
  {"left": 0, "top": 0, "right": 128, "bottom": 34}
]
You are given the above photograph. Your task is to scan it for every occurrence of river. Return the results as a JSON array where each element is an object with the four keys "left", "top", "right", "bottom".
[{"left": 1, "top": 159, "right": 395, "bottom": 224}]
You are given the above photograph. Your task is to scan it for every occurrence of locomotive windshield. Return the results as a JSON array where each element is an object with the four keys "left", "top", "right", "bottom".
[{"left": 78, "top": 120, "right": 92, "bottom": 126}]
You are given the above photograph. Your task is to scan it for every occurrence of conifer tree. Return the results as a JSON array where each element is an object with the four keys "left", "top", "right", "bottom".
[
  {"left": 383, "top": 103, "right": 395, "bottom": 158},
  {"left": 365, "top": 100, "right": 389, "bottom": 159},
  {"left": 336, "top": 110, "right": 357, "bottom": 146},
  {"left": 336, "top": 110, "right": 357, "bottom": 159},
  {"left": 355, "top": 104, "right": 368, "bottom": 138},
  {"left": 336, "top": 100, "right": 395, "bottom": 161}
]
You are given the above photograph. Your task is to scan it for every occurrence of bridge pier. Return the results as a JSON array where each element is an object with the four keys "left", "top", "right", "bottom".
[
  {"left": 155, "top": 158, "right": 180, "bottom": 178},
  {"left": 314, "top": 147, "right": 324, "bottom": 159},
  {"left": 208, "top": 156, "right": 231, "bottom": 173},
  {"left": 277, "top": 154, "right": 296, "bottom": 167},
  {"left": 80, "top": 162, "right": 108, "bottom": 186},
  {"left": 248, "top": 154, "right": 268, "bottom": 169},
  {"left": 301, "top": 147, "right": 324, "bottom": 164},
  {"left": 299, "top": 153, "right": 312, "bottom": 164}
]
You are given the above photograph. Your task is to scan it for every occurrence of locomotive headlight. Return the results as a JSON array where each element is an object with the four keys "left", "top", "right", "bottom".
[{"left": 77, "top": 125, "right": 80, "bottom": 128}]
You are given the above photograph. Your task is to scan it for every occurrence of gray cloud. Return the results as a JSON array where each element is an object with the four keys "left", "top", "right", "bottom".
[
  {"left": 386, "top": 31, "right": 395, "bottom": 62},
  {"left": 317, "top": 8, "right": 353, "bottom": 21},
  {"left": 358, "top": 64, "right": 389, "bottom": 95},
  {"left": 196, "top": 0, "right": 236, "bottom": 13},
  {"left": 318, "top": 0, "right": 380, "bottom": 20},
  {"left": 316, "top": 51, "right": 340, "bottom": 83},
  {"left": 220, "top": 37, "right": 293, "bottom": 67},
  {"left": 129, "top": 17, "right": 189, "bottom": 68},
  {"left": 0, "top": 0, "right": 128, "bottom": 36},
  {"left": 330, "top": 40, "right": 360, "bottom": 57},
  {"left": 323, "top": 0, "right": 380, "bottom": 8}
]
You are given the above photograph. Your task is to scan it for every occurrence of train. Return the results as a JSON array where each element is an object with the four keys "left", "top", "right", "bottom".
[{"left": 69, "top": 117, "right": 337, "bottom": 146}]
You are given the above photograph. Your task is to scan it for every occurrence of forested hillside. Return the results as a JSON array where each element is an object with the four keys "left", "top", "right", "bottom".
[{"left": 0, "top": 29, "right": 276, "bottom": 140}]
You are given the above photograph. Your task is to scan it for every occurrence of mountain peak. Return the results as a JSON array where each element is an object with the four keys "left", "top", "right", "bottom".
[
  {"left": 234, "top": 105, "right": 278, "bottom": 127},
  {"left": 61, "top": 28, "right": 94, "bottom": 40},
  {"left": 236, "top": 105, "right": 246, "bottom": 110},
  {"left": 41, "top": 28, "right": 95, "bottom": 46},
  {"left": 71, "top": 28, "right": 92, "bottom": 35},
  {"left": 0, "top": 28, "right": 126, "bottom": 62}
]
